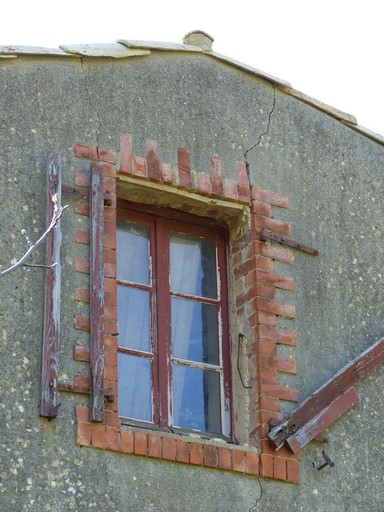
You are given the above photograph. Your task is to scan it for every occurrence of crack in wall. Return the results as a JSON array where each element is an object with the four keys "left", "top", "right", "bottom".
[
  {"left": 80, "top": 58, "right": 102, "bottom": 158},
  {"left": 249, "top": 473, "right": 264, "bottom": 512},
  {"left": 244, "top": 84, "right": 276, "bottom": 185}
]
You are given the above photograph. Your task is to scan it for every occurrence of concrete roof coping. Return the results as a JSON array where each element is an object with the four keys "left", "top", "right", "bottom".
[{"left": 0, "top": 34, "right": 383, "bottom": 145}]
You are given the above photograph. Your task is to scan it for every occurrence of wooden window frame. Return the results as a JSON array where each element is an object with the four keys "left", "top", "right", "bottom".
[{"left": 117, "top": 200, "right": 232, "bottom": 439}]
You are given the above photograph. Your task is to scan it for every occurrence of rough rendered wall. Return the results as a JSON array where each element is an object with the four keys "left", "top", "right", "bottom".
[{"left": 0, "top": 52, "right": 383, "bottom": 511}]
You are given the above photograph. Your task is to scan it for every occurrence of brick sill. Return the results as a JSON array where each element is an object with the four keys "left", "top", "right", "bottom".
[{"left": 75, "top": 406, "right": 299, "bottom": 482}]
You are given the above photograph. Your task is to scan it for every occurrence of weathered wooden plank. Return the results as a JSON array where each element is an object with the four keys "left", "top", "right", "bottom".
[
  {"left": 269, "top": 335, "right": 384, "bottom": 450},
  {"left": 40, "top": 153, "right": 62, "bottom": 418},
  {"left": 286, "top": 387, "right": 360, "bottom": 453},
  {"left": 89, "top": 164, "right": 105, "bottom": 422}
]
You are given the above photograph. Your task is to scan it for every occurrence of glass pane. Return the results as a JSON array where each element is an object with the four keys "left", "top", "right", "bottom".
[
  {"left": 170, "top": 233, "right": 217, "bottom": 298},
  {"left": 172, "top": 365, "right": 222, "bottom": 433},
  {"left": 118, "top": 353, "right": 152, "bottom": 421},
  {"left": 117, "top": 221, "right": 149, "bottom": 284},
  {"left": 117, "top": 286, "right": 151, "bottom": 351},
  {"left": 172, "top": 297, "right": 219, "bottom": 365}
]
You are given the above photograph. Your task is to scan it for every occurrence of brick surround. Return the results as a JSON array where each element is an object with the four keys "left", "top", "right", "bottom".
[{"left": 70, "top": 134, "right": 300, "bottom": 482}]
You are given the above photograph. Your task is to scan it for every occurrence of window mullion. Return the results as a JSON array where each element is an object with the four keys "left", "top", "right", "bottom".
[{"left": 154, "top": 217, "right": 172, "bottom": 428}]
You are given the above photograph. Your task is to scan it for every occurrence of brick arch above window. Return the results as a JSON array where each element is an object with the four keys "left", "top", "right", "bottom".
[{"left": 70, "top": 134, "right": 300, "bottom": 483}]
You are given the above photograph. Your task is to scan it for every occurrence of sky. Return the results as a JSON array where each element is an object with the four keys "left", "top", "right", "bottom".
[{"left": 1, "top": 0, "right": 383, "bottom": 136}]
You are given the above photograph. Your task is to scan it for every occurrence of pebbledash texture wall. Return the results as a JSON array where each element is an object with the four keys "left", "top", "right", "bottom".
[{"left": 1, "top": 32, "right": 384, "bottom": 511}]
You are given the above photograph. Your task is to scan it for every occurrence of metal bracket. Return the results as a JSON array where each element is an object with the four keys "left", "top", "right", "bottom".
[
  {"left": 58, "top": 382, "right": 115, "bottom": 403},
  {"left": 260, "top": 229, "right": 319, "bottom": 256}
]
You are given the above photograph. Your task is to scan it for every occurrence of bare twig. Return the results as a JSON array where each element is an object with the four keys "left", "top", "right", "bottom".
[{"left": 0, "top": 200, "right": 68, "bottom": 277}]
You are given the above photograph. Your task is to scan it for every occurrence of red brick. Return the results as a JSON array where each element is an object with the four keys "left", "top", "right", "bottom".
[
  {"left": 148, "top": 434, "right": 162, "bottom": 458},
  {"left": 255, "top": 269, "right": 294, "bottom": 291},
  {"left": 104, "top": 262, "right": 116, "bottom": 279},
  {"left": 259, "top": 396, "right": 280, "bottom": 412},
  {"left": 104, "top": 207, "right": 116, "bottom": 222},
  {"left": 203, "top": 445, "right": 217, "bottom": 468},
  {"left": 74, "top": 144, "right": 97, "bottom": 162},
  {"left": 224, "top": 179, "right": 239, "bottom": 201},
  {"left": 104, "top": 320, "right": 118, "bottom": 336},
  {"left": 103, "top": 248, "right": 116, "bottom": 264},
  {"left": 74, "top": 200, "right": 89, "bottom": 216},
  {"left": 76, "top": 421, "right": 92, "bottom": 446},
  {"left": 104, "top": 277, "right": 117, "bottom": 294},
  {"left": 101, "top": 163, "right": 117, "bottom": 178},
  {"left": 218, "top": 447, "right": 232, "bottom": 470},
  {"left": 104, "top": 234, "right": 116, "bottom": 249},
  {"left": 254, "top": 256, "right": 274, "bottom": 272},
  {"left": 210, "top": 156, "right": 224, "bottom": 197},
  {"left": 246, "top": 451, "right": 259, "bottom": 476},
  {"left": 251, "top": 188, "right": 289, "bottom": 208},
  {"left": 103, "top": 380, "right": 118, "bottom": 398},
  {"left": 197, "top": 172, "right": 211, "bottom": 195},
  {"left": 73, "top": 345, "right": 90, "bottom": 362},
  {"left": 104, "top": 365, "right": 118, "bottom": 381},
  {"left": 134, "top": 431, "right": 148, "bottom": 456},
  {"left": 259, "top": 368, "right": 279, "bottom": 385},
  {"left": 104, "top": 220, "right": 116, "bottom": 237},
  {"left": 75, "top": 172, "right": 90, "bottom": 188},
  {"left": 176, "top": 439, "right": 190, "bottom": 463},
  {"left": 134, "top": 156, "right": 146, "bottom": 177},
  {"left": 260, "top": 244, "right": 294, "bottom": 265},
  {"left": 104, "top": 290, "right": 117, "bottom": 308},
  {"left": 75, "top": 287, "right": 90, "bottom": 303},
  {"left": 105, "top": 427, "right": 119, "bottom": 451},
  {"left": 178, "top": 147, "right": 192, "bottom": 188},
  {"left": 162, "top": 437, "right": 176, "bottom": 461},
  {"left": 258, "top": 340, "right": 277, "bottom": 356},
  {"left": 74, "top": 375, "right": 90, "bottom": 389},
  {"left": 75, "top": 315, "right": 90, "bottom": 332},
  {"left": 75, "top": 405, "right": 90, "bottom": 422},
  {"left": 75, "top": 144, "right": 116, "bottom": 164},
  {"left": 103, "top": 410, "right": 119, "bottom": 428},
  {"left": 75, "top": 258, "right": 89, "bottom": 274},
  {"left": 232, "top": 450, "right": 247, "bottom": 473},
  {"left": 104, "top": 350, "right": 117, "bottom": 366},
  {"left": 92, "top": 424, "right": 106, "bottom": 449},
  {"left": 120, "top": 429, "right": 134, "bottom": 454},
  {"left": 251, "top": 201, "right": 272, "bottom": 217},
  {"left": 120, "top": 133, "right": 133, "bottom": 174},
  {"left": 256, "top": 298, "right": 295, "bottom": 319},
  {"left": 237, "top": 162, "right": 251, "bottom": 203},
  {"left": 260, "top": 440, "right": 298, "bottom": 459},
  {"left": 251, "top": 311, "right": 276, "bottom": 327},
  {"left": 147, "top": 140, "right": 161, "bottom": 181},
  {"left": 189, "top": 443, "right": 203, "bottom": 465},
  {"left": 104, "top": 305, "right": 117, "bottom": 322},
  {"left": 260, "top": 453, "right": 274, "bottom": 478},
  {"left": 260, "top": 410, "right": 285, "bottom": 426},
  {"left": 261, "top": 384, "right": 299, "bottom": 403},
  {"left": 287, "top": 459, "right": 300, "bottom": 483},
  {"left": 258, "top": 353, "right": 297, "bottom": 375},
  {"left": 104, "top": 336, "right": 118, "bottom": 351},
  {"left": 161, "top": 162, "right": 173, "bottom": 184},
  {"left": 252, "top": 216, "right": 291, "bottom": 236},
  {"left": 273, "top": 457, "right": 287, "bottom": 480},
  {"left": 257, "top": 326, "right": 296, "bottom": 346},
  {"left": 75, "top": 228, "right": 90, "bottom": 245},
  {"left": 103, "top": 176, "right": 116, "bottom": 194}
]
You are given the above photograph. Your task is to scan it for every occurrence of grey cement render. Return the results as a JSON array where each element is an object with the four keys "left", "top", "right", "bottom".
[{"left": 0, "top": 50, "right": 383, "bottom": 511}]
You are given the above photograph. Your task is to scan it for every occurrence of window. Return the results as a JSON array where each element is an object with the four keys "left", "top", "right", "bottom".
[{"left": 116, "top": 203, "right": 231, "bottom": 437}]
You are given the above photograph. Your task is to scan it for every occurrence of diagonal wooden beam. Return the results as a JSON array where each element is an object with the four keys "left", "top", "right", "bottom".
[{"left": 268, "top": 335, "right": 384, "bottom": 452}]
